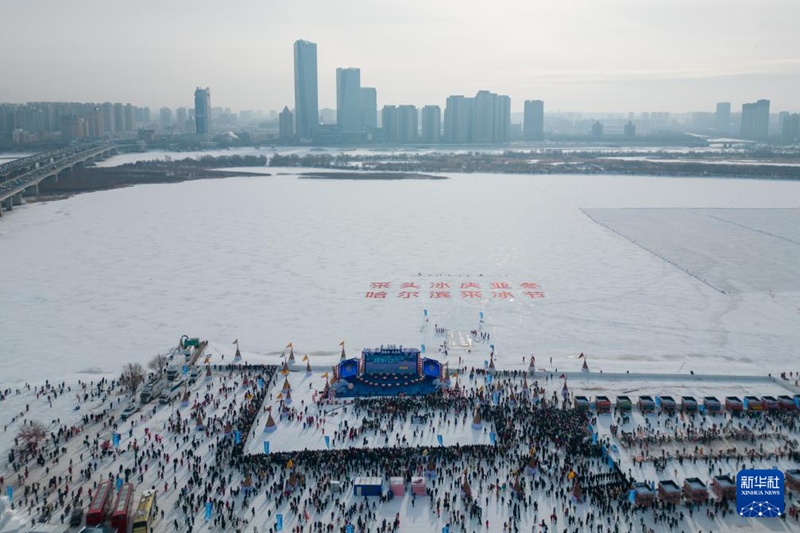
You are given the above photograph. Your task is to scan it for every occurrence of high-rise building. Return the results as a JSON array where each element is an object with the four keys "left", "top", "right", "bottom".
[
  {"left": 591, "top": 121, "right": 604, "bottom": 138},
  {"left": 101, "top": 103, "right": 114, "bottom": 134},
  {"left": 160, "top": 107, "right": 173, "bottom": 130},
  {"left": 336, "top": 68, "right": 361, "bottom": 133},
  {"left": 523, "top": 100, "right": 544, "bottom": 141},
  {"left": 715, "top": 102, "right": 731, "bottom": 133},
  {"left": 113, "top": 103, "right": 124, "bottom": 134},
  {"left": 360, "top": 87, "right": 377, "bottom": 130},
  {"left": 443, "top": 95, "right": 473, "bottom": 143},
  {"left": 782, "top": 113, "right": 800, "bottom": 143},
  {"left": 124, "top": 103, "right": 134, "bottom": 132},
  {"left": 421, "top": 105, "right": 441, "bottom": 143},
  {"left": 444, "top": 91, "right": 509, "bottom": 143},
  {"left": 294, "top": 40, "right": 319, "bottom": 139},
  {"left": 194, "top": 87, "right": 211, "bottom": 135},
  {"left": 623, "top": 121, "right": 636, "bottom": 137},
  {"left": 397, "top": 105, "right": 418, "bottom": 143},
  {"left": 381, "top": 106, "right": 398, "bottom": 143},
  {"left": 175, "top": 107, "right": 188, "bottom": 133},
  {"left": 740, "top": 99, "right": 770, "bottom": 140},
  {"left": 279, "top": 106, "right": 294, "bottom": 139}
]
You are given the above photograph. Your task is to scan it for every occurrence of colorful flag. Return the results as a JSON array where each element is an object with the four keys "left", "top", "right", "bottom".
[
  {"left": 559, "top": 373, "right": 566, "bottom": 379},
  {"left": 339, "top": 341, "right": 345, "bottom": 346},
  {"left": 286, "top": 342, "right": 292, "bottom": 348},
  {"left": 302, "top": 354, "right": 309, "bottom": 362},
  {"left": 578, "top": 353, "right": 584, "bottom": 358},
  {"left": 287, "top": 459, "right": 293, "bottom": 469},
  {"left": 232, "top": 338, "right": 238, "bottom": 345},
  {"left": 321, "top": 372, "right": 329, "bottom": 378}
]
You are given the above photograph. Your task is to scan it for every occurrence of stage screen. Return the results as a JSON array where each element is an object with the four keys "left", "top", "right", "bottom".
[
  {"left": 364, "top": 352, "right": 418, "bottom": 375},
  {"left": 422, "top": 359, "right": 441, "bottom": 378},
  {"left": 339, "top": 359, "right": 359, "bottom": 379}
]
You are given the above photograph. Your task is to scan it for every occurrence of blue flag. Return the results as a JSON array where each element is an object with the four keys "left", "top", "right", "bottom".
[
  {"left": 492, "top": 392, "right": 499, "bottom": 404},
  {"left": 486, "top": 374, "right": 492, "bottom": 385},
  {"left": 324, "top": 435, "right": 330, "bottom": 448},
  {"left": 628, "top": 489, "right": 636, "bottom": 504},
  {"left": 234, "top": 430, "right": 241, "bottom": 444},
  {"left": 346, "top": 525, "right": 354, "bottom": 533},
  {"left": 437, "top": 434, "right": 443, "bottom": 446},
  {"left": 601, "top": 445, "right": 607, "bottom": 459},
  {"left": 276, "top": 514, "right": 283, "bottom": 531},
  {"left": 424, "top": 309, "right": 428, "bottom": 316},
  {"left": 263, "top": 441, "right": 270, "bottom": 454},
  {"left": 112, "top": 433, "right": 120, "bottom": 448},
  {"left": 257, "top": 378, "right": 264, "bottom": 389},
  {"left": 479, "top": 311, "right": 484, "bottom": 320},
  {"left": 489, "top": 432, "right": 496, "bottom": 445},
  {"left": 442, "top": 527, "right": 450, "bottom": 533},
  {"left": 6, "top": 486, "right": 11, "bottom": 502},
  {"left": 587, "top": 423, "right": 593, "bottom": 433},
  {"left": 182, "top": 365, "right": 188, "bottom": 376},
  {"left": 205, "top": 501, "right": 212, "bottom": 520},
  {"left": 592, "top": 432, "right": 597, "bottom": 445},
  {"left": 421, "top": 344, "right": 426, "bottom": 353}
]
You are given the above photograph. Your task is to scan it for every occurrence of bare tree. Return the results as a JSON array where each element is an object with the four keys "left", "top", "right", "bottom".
[
  {"left": 119, "top": 363, "right": 146, "bottom": 396},
  {"left": 17, "top": 421, "right": 48, "bottom": 455},
  {"left": 148, "top": 354, "right": 168, "bottom": 377}
]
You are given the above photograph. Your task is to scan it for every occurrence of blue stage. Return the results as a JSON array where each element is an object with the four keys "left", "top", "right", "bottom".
[{"left": 332, "top": 345, "right": 444, "bottom": 398}]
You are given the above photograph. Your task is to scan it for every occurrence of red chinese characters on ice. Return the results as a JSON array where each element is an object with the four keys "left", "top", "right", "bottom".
[
  {"left": 461, "top": 290, "right": 482, "bottom": 299},
  {"left": 370, "top": 282, "right": 391, "bottom": 289},
  {"left": 429, "top": 291, "right": 451, "bottom": 299},
  {"left": 397, "top": 291, "right": 420, "bottom": 299},
  {"left": 365, "top": 291, "right": 387, "bottom": 299}
]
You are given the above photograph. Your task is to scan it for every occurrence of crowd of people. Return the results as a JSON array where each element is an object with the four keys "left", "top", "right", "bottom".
[{"left": 3, "top": 357, "right": 800, "bottom": 533}]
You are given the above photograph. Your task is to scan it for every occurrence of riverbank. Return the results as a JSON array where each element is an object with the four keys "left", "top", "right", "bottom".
[{"left": 35, "top": 164, "right": 268, "bottom": 199}]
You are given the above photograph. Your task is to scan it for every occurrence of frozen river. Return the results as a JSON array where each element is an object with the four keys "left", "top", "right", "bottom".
[{"left": 1, "top": 167, "right": 800, "bottom": 385}]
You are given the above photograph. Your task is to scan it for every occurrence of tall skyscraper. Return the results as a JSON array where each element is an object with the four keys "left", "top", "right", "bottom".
[
  {"left": 421, "top": 105, "right": 441, "bottom": 143},
  {"left": 740, "top": 99, "right": 770, "bottom": 140},
  {"left": 445, "top": 91, "right": 509, "bottom": 143},
  {"left": 279, "top": 106, "right": 294, "bottom": 139},
  {"left": 523, "top": 100, "right": 544, "bottom": 141},
  {"left": 360, "top": 87, "right": 377, "bottom": 130},
  {"left": 113, "top": 103, "right": 124, "bottom": 134},
  {"left": 124, "top": 103, "right": 134, "bottom": 132},
  {"left": 160, "top": 107, "right": 173, "bottom": 130},
  {"left": 336, "top": 68, "right": 361, "bottom": 133},
  {"left": 381, "top": 106, "right": 398, "bottom": 142},
  {"left": 397, "top": 105, "right": 418, "bottom": 143},
  {"left": 294, "top": 40, "right": 319, "bottom": 139},
  {"left": 194, "top": 87, "right": 211, "bottom": 135},
  {"left": 715, "top": 102, "right": 731, "bottom": 133},
  {"left": 444, "top": 95, "right": 473, "bottom": 143}
]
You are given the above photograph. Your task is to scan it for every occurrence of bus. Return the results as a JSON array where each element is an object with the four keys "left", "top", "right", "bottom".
[
  {"left": 131, "top": 489, "right": 158, "bottom": 533},
  {"left": 110, "top": 483, "right": 134, "bottom": 532},
  {"left": 85, "top": 479, "right": 113, "bottom": 526}
]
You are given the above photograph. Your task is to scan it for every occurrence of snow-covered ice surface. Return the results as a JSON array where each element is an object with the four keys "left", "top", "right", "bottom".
[
  {"left": 2, "top": 171, "right": 800, "bottom": 385},
  {"left": 3, "top": 162, "right": 800, "bottom": 531}
]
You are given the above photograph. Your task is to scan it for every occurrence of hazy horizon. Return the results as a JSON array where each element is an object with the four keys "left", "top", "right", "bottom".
[{"left": 2, "top": 0, "right": 799, "bottom": 114}]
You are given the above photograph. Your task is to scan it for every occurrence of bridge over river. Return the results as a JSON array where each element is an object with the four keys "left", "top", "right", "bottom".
[{"left": 0, "top": 144, "right": 117, "bottom": 216}]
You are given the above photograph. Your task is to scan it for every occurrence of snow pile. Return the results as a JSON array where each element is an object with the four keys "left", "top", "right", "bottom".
[{"left": 0, "top": 497, "right": 25, "bottom": 533}]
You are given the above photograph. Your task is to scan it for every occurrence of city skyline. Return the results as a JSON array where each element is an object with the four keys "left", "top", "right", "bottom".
[{"left": 0, "top": 0, "right": 798, "bottom": 114}]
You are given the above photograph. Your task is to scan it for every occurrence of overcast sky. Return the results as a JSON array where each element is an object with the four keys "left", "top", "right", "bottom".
[{"left": 2, "top": 0, "right": 798, "bottom": 113}]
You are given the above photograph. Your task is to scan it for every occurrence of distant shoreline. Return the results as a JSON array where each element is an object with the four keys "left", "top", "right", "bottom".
[{"left": 299, "top": 171, "right": 447, "bottom": 180}]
